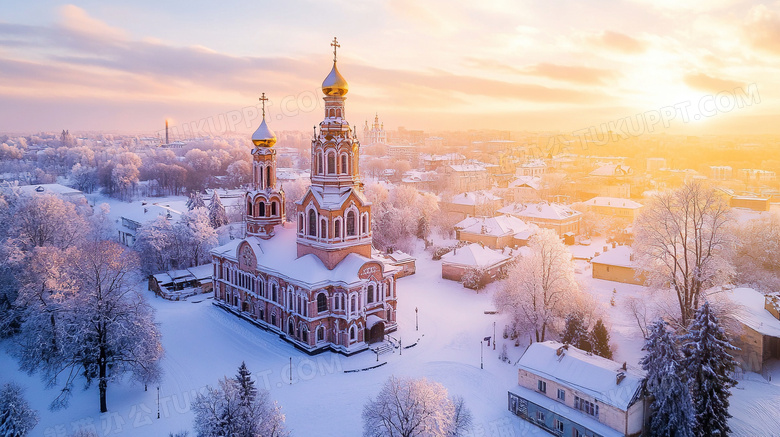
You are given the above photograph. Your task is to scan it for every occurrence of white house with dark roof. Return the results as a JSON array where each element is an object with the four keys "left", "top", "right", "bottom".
[{"left": 509, "top": 341, "right": 648, "bottom": 437}]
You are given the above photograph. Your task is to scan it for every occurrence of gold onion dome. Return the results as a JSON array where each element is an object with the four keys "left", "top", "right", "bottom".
[
  {"left": 322, "top": 62, "right": 349, "bottom": 96},
  {"left": 251, "top": 117, "right": 276, "bottom": 147}
]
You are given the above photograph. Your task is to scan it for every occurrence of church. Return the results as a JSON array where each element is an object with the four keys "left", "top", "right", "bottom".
[
  {"left": 362, "top": 113, "right": 387, "bottom": 145},
  {"left": 211, "top": 39, "right": 398, "bottom": 355}
]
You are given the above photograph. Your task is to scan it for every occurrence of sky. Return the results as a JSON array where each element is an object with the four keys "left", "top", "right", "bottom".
[{"left": 0, "top": 0, "right": 779, "bottom": 135}]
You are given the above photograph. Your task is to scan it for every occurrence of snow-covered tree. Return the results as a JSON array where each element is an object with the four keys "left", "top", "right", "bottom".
[
  {"left": 226, "top": 160, "right": 251, "bottom": 188},
  {"left": 0, "top": 382, "right": 39, "bottom": 437},
  {"left": 494, "top": 229, "right": 580, "bottom": 342},
  {"left": 176, "top": 208, "right": 217, "bottom": 267},
  {"left": 282, "top": 178, "right": 309, "bottom": 222},
  {"left": 681, "top": 301, "right": 738, "bottom": 437},
  {"left": 640, "top": 320, "right": 695, "bottom": 437},
  {"left": 732, "top": 213, "right": 780, "bottom": 293},
  {"left": 634, "top": 181, "right": 733, "bottom": 327},
  {"left": 134, "top": 216, "right": 177, "bottom": 273},
  {"left": 362, "top": 376, "right": 472, "bottom": 437},
  {"left": 9, "top": 194, "right": 88, "bottom": 251},
  {"left": 590, "top": 319, "right": 612, "bottom": 359},
  {"left": 186, "top": 192, "right": 207, "bottom": 211},
  {"left": 16, "top": 242, "right": 162, "bottom": 412},
  {"left": 192, "top": 364, "right": 288, "bottom": 437},
  {"left": 561, "top": 312, "right": 591, "bottom": 352},
  {"left": 208, "top": 190, "right": 229, "bottom": 229}
]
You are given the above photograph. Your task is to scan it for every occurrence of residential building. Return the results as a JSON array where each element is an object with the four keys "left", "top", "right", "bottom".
[
  {"left": 498, "top": 202, "right": 582, "bottom": 236},
  {"left": 590, "top": 245, "right": 645, "bottom": 285}
]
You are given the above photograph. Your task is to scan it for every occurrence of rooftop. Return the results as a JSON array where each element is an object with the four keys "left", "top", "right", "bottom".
[
  {"left": 590, "top": 245, "right": 637, "bottom": 268},
  {"left": 498, "top": 202, "right": 582, "bottom": 221},
  {"left": 455, "top": 215, "right": 535, "bottom": 238},
  {"left": 440, "top": 243, "right": 511, "bottom": 268},
  {"left": 723, "top": 287, "right": 780, "bottom": 338},
  {"left": 583, "top": 197, "right": 643, "bottom": 209}
]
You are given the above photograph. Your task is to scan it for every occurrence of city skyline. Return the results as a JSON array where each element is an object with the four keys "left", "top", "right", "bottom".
[{"left": 0, "top": 0, "right": 778, "bottom": 134}]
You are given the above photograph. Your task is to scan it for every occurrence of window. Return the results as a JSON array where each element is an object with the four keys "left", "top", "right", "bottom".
[
  {"left": 334, "top": 219, "right": 341, "bottom": 238},
  {"left": 367, "top": 285, "right": 374, "bottom": 304},
  {"left": 288, "top": 319, "right": 295, "bottom": 335},
  {"left": 308, "top": 210, "right": 317, "bottom": 236},
  {"left": 266, "top": 166, "right": 271, "bottom": 188},
  {"left": 557, "top": 389, "right": 565, "bottom": 401},
  {"left": 349, "top": 326, "right": 356, "bottom": 341},
  {"left": 259, "top": 167, "right": 264, "bottom": 188},
  {"left": 537, "top": 380, "right": 547, "bottom": 393},
  {"left": 258, "top": 201, "right": 265, "bottom": 217},
  {"left": 351, "top": 296, "right": 356, "bottom": 312},
  {"left": 554, "top": 419, "right": 564, "bottom": 433},
  {"left": 320, "top": 219, "right": 327, "bottom": 239},
  {"left": 271, "top": 201, "right": 277, "bottom": 216},
  {"left": 317, "top": 153, "right": 323, "bottom": 174},
  {"left": 298, "top": 214, "right": 304, "bottom": 233},
  {"left": 574, "top": 396, "right": 598, "bottom": 417},
  {"left": 317, "top": 293, "right": 328, "bottom": 313},
  {"left": 317, "top": 326, "right": 325, "bottom": 342},
  {"left": 362, "top": 215, "right": 368, "bottom": 234},
  {"left": 327, "top": 153, "right": 335, "bottom": 174},
  {"left": 272, "top": 284, "right": 278, "bottom": 302},
  {"left": 341, "top": 155, "right": 347, "bottom": 174},
  {"left": 535, "top": 410, "right": 545, "bottom": 422},
  {"left": 246, "top": 200, "right": 252, "bottom": 216},
  {"left": 572, "top": 429, "right": 582, "bottom": 437},
  {"left": 346, "top": 211, "right": 356, "bottom": 236}
]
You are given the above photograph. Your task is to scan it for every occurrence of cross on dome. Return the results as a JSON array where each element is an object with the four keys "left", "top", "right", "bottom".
[
  {"left": 331, "top": 37, "right": 340, "bottom": 62},
  {"left": 259, "top": 92, "right": 269, "bottom": 118}
]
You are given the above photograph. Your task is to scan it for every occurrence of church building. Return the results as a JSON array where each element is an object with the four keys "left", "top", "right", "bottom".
[
  {"left": 362, "top": 113, "right": 387, "bottom": 145},
  {"left": 211, "top": 39, "right": 398, "bottom": 355}
]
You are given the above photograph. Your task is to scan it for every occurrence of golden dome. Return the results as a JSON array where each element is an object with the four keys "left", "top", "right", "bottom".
[
  {"left": 251, "top": 117, "right": 277, "bottom": 147},
  {"left": 322, "top": 62, "right": 349, "bottom": 96}
]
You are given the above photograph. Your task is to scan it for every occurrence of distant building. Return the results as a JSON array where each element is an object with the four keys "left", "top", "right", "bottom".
[
  {"left": 729, "top": 195, "right": 770, "bottom": 212},
  {"left": 517, "top": 160, "right": 547, "bottom": 178},
  {"left": 590, "top": 245, "right": 645, "bottom": 285},
  {"left": 442, "top": 191, "right": 503, "bottom": 220},
  {"left": 17, "top": 183, "right": 86, "bottom": 203},
  {"left": 440, "top": 243, "right": 512, "bottom": 285},
  {"left": 498, "top": 202, "right": 582, "bottom": 236},
  {"left": 445, "top": 162, "right": 492, "bottom": 192},
  {"left": 117, "top": 202, "right": 183, "bottom": 247},
  {"left": 362, "top": 113, "right": 387, "bottom": 145},
  {"left": 509, "top": 341, "right": 648, "bottom": 437},
  {"left": 421, "top": 153, "right": 465, "bottom": 171},
  {"left": 739, "top": 169, "right": 777, "bottom": 184},
  {"left": 454, "top": 215, "right": 536, "bottom": 249},
  {"left": 149, "top": 263, "right": 213, "bottom": 300},
  {"left": 507, "top": 176, "right": 541, "bottom": 203},
  {"left": 646, "top": 157, "right": 666, "bottom": 174},
  {"left": 582, "top": 196, "right": 643, "bottom": 221},
  {"left": 710, "top": 165, "right": 733, "bottom": 180}
]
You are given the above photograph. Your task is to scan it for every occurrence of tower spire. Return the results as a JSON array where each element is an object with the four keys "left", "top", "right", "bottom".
[{"left": 259, "top": 92, "right": 269, "bottom": 118}]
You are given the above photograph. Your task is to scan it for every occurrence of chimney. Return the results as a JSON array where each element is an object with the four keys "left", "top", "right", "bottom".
[
  {"left": 616, "top": 371, "right": 626, "bottom": 385},
  {"left": 603, "top": 245, "right": 609, "bottom": 252},
  {"left": 165, "top": 119, "right": 169, "bottom": 145},
  {"left": 629, "top": 253, "right": 635, "bottom": 262},
  {"left": 612, "top": 241, "right": 617, "bottom": 248},
  {"left": 622, "top": 362, "right": 627, "bottom": 370}
]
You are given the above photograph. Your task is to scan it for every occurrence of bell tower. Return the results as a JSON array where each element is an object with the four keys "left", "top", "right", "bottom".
[
  {"left": 245, "top": 93, "right": 284, "bottom": 239},
  {"left": 296, "top": 38, "right": 372, "bottom": 269}
]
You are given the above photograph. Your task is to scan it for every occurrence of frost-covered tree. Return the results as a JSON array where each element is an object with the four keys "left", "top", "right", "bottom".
[
  {"left": 494, "top": 229, "right": 580, "bottom": 342},
  {"left": 9, "top": 194, "right": 88, "bottom": 251},
  {"left": 0, "top": 382, "right": 39, "bottom": 437},
  {"left": 681, "top": 301, "right": 738, "bottom": 437},
  {"left": 192, "top": 365, "right": 288, "bottom": 437},
  {"left": 208, "top": 190, "right": 229, "bottom": 229},
  {"left": 362, "top": 376, "right": 472, "bottom": 437},
  {"left": 732, "top": 214, "right": 780, "bottom": 293},
  {"left": 226, "top": 160, "right": 251, "bottom": 188},
  {"left": 640, "top": 320, "right": 695, "bottom": 437},
  {"left": 186, "top": 192, "right": 207, "bottom": 211},
  {"left": 634, "top": 181, "right": 733, "bottom": 327},
  {"left": 176, "top": 208, "right": 217, "bottom": 267},
  {"left": 590, "top": 319, "right": 612, "bottom": 359},
  {"left": 134, "top": 216, "right": 176, "bottom": 273},
  {"left": 16, "top": 242, "right": 162, "bottom": 412},
  {"left": 561, "top": 312, "right": 591, "bottom": 352}
]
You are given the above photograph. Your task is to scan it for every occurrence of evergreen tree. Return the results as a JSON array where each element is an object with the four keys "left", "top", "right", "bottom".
[
  {"left": 561, "top": 312, "right": 591, "bottom": 352},
  {"left": 682, "top": 302, "right": 738, "bottom": 437},
  {"left": 208, "top": 190, "right": 229, "bottom": 229},
  {"left": 640, "top": 320, "right": 695, "bottom": 437},
  {"left": 186, "top": 192, "right": 206, "bottom": 211},
  {"left": 590, "top": 319, "right": 612, "bottom": 359},
  {"left": 0, "top": 382, "right": 39, "bottom": 437},
  {"left": 235, "top": 361, "right": 257, "bottom": 406}
]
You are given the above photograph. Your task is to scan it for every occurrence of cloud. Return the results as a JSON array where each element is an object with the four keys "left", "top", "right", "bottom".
[
  {"left": 524, "top": 63, "right": 617, "bottom": 85},
  {"left": 744, "top": 4, "right": 780, "bottom": 55},
  {"left": 59, "top": 4, "right": 127, "bottom": 40},
  {"left": 587, "top": 31, "right": 647, "bottom": 54},
  {"left": 683, "top": 73, "right": 744, "bottom": 93}
]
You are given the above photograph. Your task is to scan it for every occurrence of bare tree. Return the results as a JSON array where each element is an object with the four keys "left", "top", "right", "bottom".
[
  {"left": 494, "top": 229, "right": 580, "bottom": 342},
  {"left": 362, "top": 376, "right": 472, "bottom": 437},
  {"left": 732, "top": 213, "right": 780, "bottom": 293},
  {"left": 634, "top": 181, "right": 733, "bottom": 327}
]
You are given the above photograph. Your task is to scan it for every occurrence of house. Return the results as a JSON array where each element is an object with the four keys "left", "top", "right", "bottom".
[
  {"left": 507, "top": 176, "right": 541, "bottom": 203},
  {"left": 590, "top": 245, "right": 645, "bottom": 285},
  {"left": 723, "top": 287, "right": 780, "bottom": 373},
  {"left": 442, "top": 191, "right": 503, "bottom": 220},
  {"left": 373, "top": 248, "right": 416, "bottom": 279},
  {"left": 498, "top": 202, "right": 582, "bottom": 236},
  {"left": 149, "top": 263, "right": 214, "bottom": 300},
  {"left": 440, "top": 243, "right": 511, "bottom": 285},
  {"left": 445, "top": 162, "right": 492, "bottom": 192},
  {"left": 17, "top": 183, "right": 87, "bottom": 203},
  {"left": 117, "top": 202, "right": 183, "bottom": 247},
  {"left": 509, "top": 341, "right": 647, "bottom": 437},
  {"left": 517, "top": 160, "right": 547, "bottom": 178},
  {"left": 454, "top": 215, "right": 536, "bottom": 249},
  {"left": 583, "top": 197, "right": 643, "bottom": 221},
  {"left": 729, "top": 195, "right": 770, "bottom": 212}
]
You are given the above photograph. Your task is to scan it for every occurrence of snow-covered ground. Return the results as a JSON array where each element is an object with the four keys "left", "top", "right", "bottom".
[{"left": 2, "top": 240, "right": 779, "bottom": 436}]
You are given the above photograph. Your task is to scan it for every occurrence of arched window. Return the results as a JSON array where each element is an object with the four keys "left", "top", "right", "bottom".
[
  {"left": 272, "top": 284, "right": 278, "bottom": 303},
  {"left": 246, "top": 199, "right": 252, "bottom": 216},
  {"left": 258, "top": 201, "right": 265, "bottom": 217},
  {"left": 259, "top": 167, "right": 264, "bottom": 188},
  {"left": 301, "top": 326, "right": 308, "bottom": 343},
  {"left": 362, "top": 215, "right": 368, "bottom": 235},
  {"left": 346, "top": 211, "right": 356, "bottom": 236},
  {"left": 320, "top": 219, "right": 327, "bottom": 239},
  {"left": 350, "top": 296, "right": 356, "bottom": 313},
  {"left": 334, "top": 219, "right": 341, "bottom": 238},
  {"left": 349, "top": 326, "right": 356, "bottom": 341},
  {"left": 341, "top": 155, "right": 347, "bottom": 174},
  {"left": 317, "top": 326, "right": 325, "bottom": 342},
  {"left": 341, "top": 295, "right": 345, "bottom": 310},
  {"left": 288, "top": 319, "right": 295, "bottom": 336},
  {"left": 271, "top": 201, "right": 277, "bottom": 216},
  {"left": 266, "top": 166, "right": 271, "bottom": 188},
  {"left": 317, "top": 293, "right": 327, "bottom": 313},
  {"left": 327, "top": 153, "right": 336, "bottom": 174},
  {"left": 317, "top": 153, "right": 323, "bottom": 174},
  {"left": 298, "top": 214, "right": 304, "bottom": 233},
  {"left": 367, "top": 285, "right": 374, "bottom": 304},
  {"left": 308, "top": 210, "right": 317, "bottom": 236}
]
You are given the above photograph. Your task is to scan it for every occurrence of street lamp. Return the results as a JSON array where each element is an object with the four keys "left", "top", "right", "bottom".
[
  {"left": 480, "top": 340, "right": 484, "bottom": 370},
  {"left": 415, "top": 307, "right": 418, "bottom": 331},
  {"left": 493, "top": 321, "right": 496, "bottom": 351}
]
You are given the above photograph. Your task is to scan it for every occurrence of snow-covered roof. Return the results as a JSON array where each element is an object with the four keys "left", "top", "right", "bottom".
[
  {"left": 448, "top": 164, "right": 487, "bottom": 173},
  {"left": 455, "top": 215, "right": 535, "bottom": 238},
  {"left": 211, "top": 225, "right": 385, "bottom": 289},
  {"left": 298, "top": 185, "right": 371, "bottom": 211},
  {"left": 508, "top": 386, "right": 623, "bottom": 437},
  {"left": 589, "top": 164, "right": 632, "bottom": 177},
  {"left": 508, "top": 176, "right": 541, "bottom": 190},
  {"left": 188, "top": 264, "right": 213, "bottom": 281},
  {"left": 583, "top": 197, "right": 643, "bottom": 209},
  {"left": 724, "top": 288, "right": 780, "bottom": 338},
  {"left": 440, "top": 243, "right": 511, "bottom": 268},
  {"left": 590, "top": 246, "right": 637, "bottom": 268},
  {"left": 17, "top": 183, "right": 84, "bottom": 197},
  {"left": 498, "top": 202, "right": 581, "bottom": 221},
  {"left": 517, "top": 341, "right": 645, "bottom": 411},
  {"left": 448, "top": 191, "right": 502, "bottom": 206},
  {"left": 386, "top": 250, "right": 415, "bottom": 263},
  {"left": 120, "top": 202, "right": 183, "bottom": 226}
]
